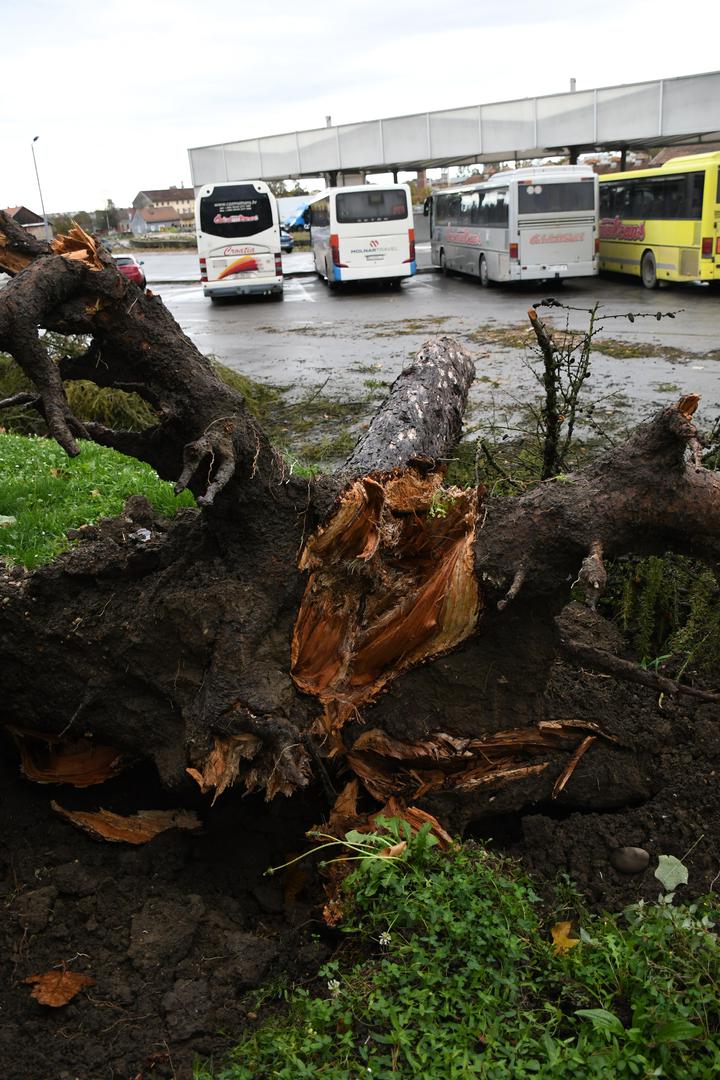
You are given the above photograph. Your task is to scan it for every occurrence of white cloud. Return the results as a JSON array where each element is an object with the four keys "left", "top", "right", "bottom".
[{"left": 1, "top": 0, "right": 718, "bottom": 212}]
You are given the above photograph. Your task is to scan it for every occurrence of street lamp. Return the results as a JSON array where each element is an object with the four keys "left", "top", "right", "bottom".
[{"left": 31, "top": 136, "right": 51, "bottom": 242}]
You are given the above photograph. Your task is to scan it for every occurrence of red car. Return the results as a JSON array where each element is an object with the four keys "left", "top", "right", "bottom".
[{"left": 113, "top": 255, "right": 146, "bottom": 289}]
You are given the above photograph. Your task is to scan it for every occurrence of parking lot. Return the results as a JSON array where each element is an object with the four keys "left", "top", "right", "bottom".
[{"left": 152, "top": 256, "right": 720, "bottom": 452}]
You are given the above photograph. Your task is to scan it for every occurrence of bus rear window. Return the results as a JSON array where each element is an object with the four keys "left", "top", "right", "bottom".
[
  {"left": 335, "top": 189, "right": 408, "bottom": 223},
  {"left": 518, "top": 182, "right": 595, "bottom": 215},
  {"left": 200, "top": 185, "right": 273, "bottom": 238}
]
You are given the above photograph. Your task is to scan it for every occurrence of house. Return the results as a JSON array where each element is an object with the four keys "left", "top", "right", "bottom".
[
  {"left": 3, "top": 205, "right": 51, "bottom": 240},
  {"left": 132, "top": 186, "right": 195, "bottom": 218},
  {"left": 130, "top": 206, "right": 182, "bottom": 236},
  {"left": 114, "top": 208, "right": 133, "bottom": 234}
]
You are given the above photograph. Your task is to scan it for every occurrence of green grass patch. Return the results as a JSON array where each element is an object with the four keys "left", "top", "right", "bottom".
[
  {"left": 197, "top": 826, "right": 720, "bottom": 1080},
  {"left": 0, "top": 433, "right": 195, "bottom": 568}
]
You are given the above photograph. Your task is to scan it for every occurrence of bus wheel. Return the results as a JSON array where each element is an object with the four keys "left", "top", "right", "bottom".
[
  {"left": 439, "top": 250, "right": 447, "bottom": 273},
  {"left": 641, "top": 251, "right": 658, "bottom": 289},
  {"left": 479, "top": 256, "right": 490, "bottom": 287}
]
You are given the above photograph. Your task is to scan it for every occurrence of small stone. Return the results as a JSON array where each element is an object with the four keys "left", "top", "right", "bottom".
[{"left": 610, "top": 846, "right": 650, "bottom": 874}]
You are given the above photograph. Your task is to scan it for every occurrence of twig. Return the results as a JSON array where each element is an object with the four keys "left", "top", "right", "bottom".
[{"left": 552, "top": 735, "right": 596, "bottom": 798}]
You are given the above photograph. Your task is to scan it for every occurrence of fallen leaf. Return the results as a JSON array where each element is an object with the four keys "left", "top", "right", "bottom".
[
  {"left": 25, "top": 971, "right": 94, "bottom": 1007},
  {"left": 51, "top": 803, "right": 201, "bottom": 845},
  {"left": 378, "top": 840, "right": 407, "bottom": 858},
  {"left": 551, "top": 921, "right": 580, "bottom": 953},
  {"left": 655, "top": 854, "right": 689, "bottom": 893}
]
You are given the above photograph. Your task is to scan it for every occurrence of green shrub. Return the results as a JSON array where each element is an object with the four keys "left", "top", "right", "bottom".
[{"left": 198, "top": 828, "right": 720, "bottom": 1080}]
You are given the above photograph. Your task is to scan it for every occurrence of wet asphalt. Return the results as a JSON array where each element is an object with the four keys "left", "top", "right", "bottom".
[{"left": 150, "top": 250, "right": 720, "bottom": 436}]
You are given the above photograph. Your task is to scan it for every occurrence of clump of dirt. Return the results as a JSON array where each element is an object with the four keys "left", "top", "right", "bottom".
[{"left": 0, "top": 748, "right": 332, "bottom": 1080}]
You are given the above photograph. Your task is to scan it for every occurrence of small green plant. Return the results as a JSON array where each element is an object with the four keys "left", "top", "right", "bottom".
[
  {"left": 427, "top": 492, "right": 457, "bottom": 519},
  {"left": 200, "top": 839, "right": 720, "bottom": 1080}
]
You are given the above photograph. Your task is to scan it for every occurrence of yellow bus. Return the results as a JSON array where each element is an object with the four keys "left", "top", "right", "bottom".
[{"left": 599, "top": 151, "right": 720, "bottom": 288}]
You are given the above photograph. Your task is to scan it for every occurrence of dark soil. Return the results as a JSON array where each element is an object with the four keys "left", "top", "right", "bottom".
[
  {"left": 2, "top": 606, "right": 720, "bottom": 1080},
  {"left": 0, "top": 749, "right": 331, "bottom": 1080}
]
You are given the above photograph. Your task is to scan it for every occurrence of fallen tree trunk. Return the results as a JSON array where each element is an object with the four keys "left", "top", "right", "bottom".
[{"left": 1, "top": 213, "right": 718, "bottom": 834}]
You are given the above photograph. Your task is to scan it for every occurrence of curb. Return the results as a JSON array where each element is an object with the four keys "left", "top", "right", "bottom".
[{"left": 150, "top": 266, "right": 439, "bottom": 287}]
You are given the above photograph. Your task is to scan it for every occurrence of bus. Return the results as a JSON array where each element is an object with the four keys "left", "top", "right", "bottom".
[
  {"left": 195, "top": 180, "right": 283, "bottom": 300},
  {"left": 427, "top": 165, "right": 599, "bottom": 285},
  {"left": 599, "top": 151, "right": 720, "bottom": 289},
  {"left": 308, "top": 184, "right": 415, "bottom": 288}
]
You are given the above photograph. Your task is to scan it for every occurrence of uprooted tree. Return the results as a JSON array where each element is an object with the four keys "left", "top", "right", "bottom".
[{"left": 1, "top": 211, "right": 719, "bottom": 838}]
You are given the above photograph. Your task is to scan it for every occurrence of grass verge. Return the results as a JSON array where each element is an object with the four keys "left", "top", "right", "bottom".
[
  {"left": 0, "top": 433, "right": 195, "bottom": 568},
  {"left": 196, "top": 826, "right": 720, "bottom": 1080}
]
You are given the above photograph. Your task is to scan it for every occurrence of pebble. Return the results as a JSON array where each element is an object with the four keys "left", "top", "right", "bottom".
[{"left": 609, "top": 846, "right": 650, "bottom": 874}]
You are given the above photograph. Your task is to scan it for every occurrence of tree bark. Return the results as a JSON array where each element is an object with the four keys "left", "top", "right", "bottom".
[{"left": 1, "top": 215, "right": 718, "bottom": 833}]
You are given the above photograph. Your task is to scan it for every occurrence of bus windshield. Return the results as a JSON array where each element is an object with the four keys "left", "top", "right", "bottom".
[
  {"left": 335, "top": 188, "right": 409, "bottom": 223},
  {"left": 199, "top": 185, "right": 274, "bottom": 238},
  {"left": 518, "top": 182, "right": 595, "bottom": 215}
]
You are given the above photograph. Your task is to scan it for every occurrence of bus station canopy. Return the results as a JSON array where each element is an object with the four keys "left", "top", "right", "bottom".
[{"left": 189, "top": 71, "right": 720, "bottom": 186}]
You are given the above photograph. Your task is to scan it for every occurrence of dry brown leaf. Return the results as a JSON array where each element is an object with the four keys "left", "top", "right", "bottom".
[
  {"left": 25, "top": 971, "right": 94, "bottom": 1007},
  {"left": 51, "top": 803, "right": 201, "bottom": 844},
  {"left": 186, "top": 733, "right": 261, "bottom": 803},
  {"left": 551, "top": 921, "right": 580, "bottom": 954},
  {"left": 378, "top": 840, "right": 407, "bottom": 858}
]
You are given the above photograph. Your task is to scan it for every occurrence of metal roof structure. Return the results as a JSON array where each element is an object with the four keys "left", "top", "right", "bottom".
[{"left": 188, "top": 71, "right": 720, "bottom": 186}]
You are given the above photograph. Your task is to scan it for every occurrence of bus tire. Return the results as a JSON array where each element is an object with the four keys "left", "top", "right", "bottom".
[
  {"left": 641, "top": 250, "right": 658, "bottom": 290},
  {"left": 439, "top": 249, "right": 447, "bottom": 273},
  {"left": 478, "top": 255, "right": 490, "bottom": 287}
]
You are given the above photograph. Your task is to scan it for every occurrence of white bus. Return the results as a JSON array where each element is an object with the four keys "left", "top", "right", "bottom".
[
  {"left": 427, "top": 165, "right": 599, "bottom": 285},
  {"left": 308, "top": 184, "right": 416, "bottom": 288},
  {"left": 195, "top": 180, "right": 283, "bottom": 300}
]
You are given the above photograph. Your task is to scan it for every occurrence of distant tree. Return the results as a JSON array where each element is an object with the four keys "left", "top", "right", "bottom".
[
  {"left": 49, "top": 213, "right": 75, "bottom": 235},
  {"left": 267, "top": 181, "right": 287, "bottom": 197},
  {"left": 105, "top": 200, "right": 120, "bottom": 230},
  {"left": 284, "top": 182, "right": 311, "bottom": 197}
]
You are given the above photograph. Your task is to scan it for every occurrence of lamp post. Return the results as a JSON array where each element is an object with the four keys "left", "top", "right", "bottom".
[{"left": 31, "top": 136, "right": 51, "bottom": 242}]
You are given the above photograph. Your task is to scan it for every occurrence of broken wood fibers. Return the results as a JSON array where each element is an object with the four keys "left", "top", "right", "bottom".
[{"left": 291, "top": 467, "right": 481, "bottom": 737}]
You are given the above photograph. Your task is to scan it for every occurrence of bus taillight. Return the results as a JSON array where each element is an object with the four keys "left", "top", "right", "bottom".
[
  {"left": 199, "top": 257, "right": 207, "bottom": 282},
  {"left": 408, "top": 228, "right": 415, "bottom": 262},
  {"left": 702, "top": 237, "right": 713, "bottom": 257},
  {"left": 330, "top": 234, "right": 347, "bottom": 268},
  {"left": 275, "top": 254, "right": 283, "bottom": 276},
  {"left": 595, "top": 238, "right": 600, "bottom": 254},
  {"left": 716, "top": 237, "right": 720, "bottom": 255},
  {"left": 509, "top": 242, "right": 519, "bottom": 260}
]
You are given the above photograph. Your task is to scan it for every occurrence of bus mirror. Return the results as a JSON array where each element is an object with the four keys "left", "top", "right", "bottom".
[{"left": 423, "top": 197, "right": 431, "bottom": 217}]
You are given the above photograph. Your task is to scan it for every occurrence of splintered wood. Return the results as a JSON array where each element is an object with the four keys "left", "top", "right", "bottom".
[
  {"left": 9, "top": 729, "right": 126, "bottom": 787},
  {"left": 186, "top": 733, "right": 262, "bottom": 804},
  {"left": 51, "top": 803, "right": 201, "bottom": 844},
  {"left": 291, "top": 466, "right": 481, "bottom": 734},
  {"left": 346, "top": 722, "right": 603, "bottom": 802},
  {"left": 51, "top": 224, "right": 105, "bottom": 271}
]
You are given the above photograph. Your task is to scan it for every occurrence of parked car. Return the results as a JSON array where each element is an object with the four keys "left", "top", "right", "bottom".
[
  {"left": 280, "top": 228, "right": 294, "bottom": 253},
  {"left": 113, "top": 254, "right": 146, "bottom": 288}
]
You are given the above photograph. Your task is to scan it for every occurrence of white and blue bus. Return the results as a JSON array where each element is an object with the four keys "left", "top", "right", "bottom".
[
  {"left": 195, "top": 180, "right": 283, "bottom": 300},
  {"left": 427, "top": 165, "right": 599, "bottom": 285},
  {"left": 308, "top": 184, "right": 416, "bottom": 288}
]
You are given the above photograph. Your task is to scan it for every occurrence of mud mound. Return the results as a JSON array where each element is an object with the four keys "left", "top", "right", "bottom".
[{"left": 2, "top": 610, "right": 719, "bottom": 1078}]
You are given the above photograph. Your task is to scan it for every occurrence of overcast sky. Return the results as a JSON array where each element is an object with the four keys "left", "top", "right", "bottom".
[{"left": 1, "top": 0, "right": 719, "bottom": 214}]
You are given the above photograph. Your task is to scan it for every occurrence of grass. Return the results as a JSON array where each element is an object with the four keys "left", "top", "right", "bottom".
[
  {"left": 0, "top": 433, "right": 195, "bottom": 568},
  {"left": 196, "top": 825, "right": 720, "bottom": 1080}
]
